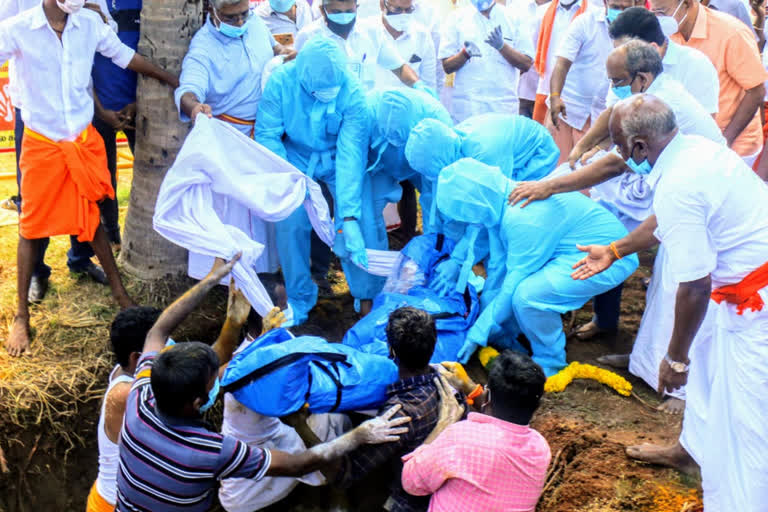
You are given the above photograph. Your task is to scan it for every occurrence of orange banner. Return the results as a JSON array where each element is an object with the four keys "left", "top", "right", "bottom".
[{"left": 0, "top": 62, "right": 16, "bottom": 152}]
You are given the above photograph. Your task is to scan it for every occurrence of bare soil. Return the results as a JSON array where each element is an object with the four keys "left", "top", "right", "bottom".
[{"left": 0, "top": 163, "right": 701, "bottom": 511}]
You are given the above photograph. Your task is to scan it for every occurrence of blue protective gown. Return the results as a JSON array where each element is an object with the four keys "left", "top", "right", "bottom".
[
  {"left": 472, "top": 193, "right": 638, "bottom": 375},
  {"left": 254, "top": 38, "right": 372, "bottom": 323},
  {"left": 407, "top": 113, "right": 561, "bottom": 274},
  {"left": 437, "top": 159, "right": 638, "bottom": 376},
  {"left": 360, "top": 88, "right": 454, "bottom": 273}
]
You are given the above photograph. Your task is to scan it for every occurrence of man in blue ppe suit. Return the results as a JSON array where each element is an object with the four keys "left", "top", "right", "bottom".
[
  {"left": 436, "top": 158, "right": 638, "bottom": 375},
  {"left": 363, "top": 87, "right": 452, "bottom": 247},
  {"left": 255, "top": 37, "right": 370, "bottom": 326},
  {"left": 404, "top": 114, "right": 561, "bottom": 298}
]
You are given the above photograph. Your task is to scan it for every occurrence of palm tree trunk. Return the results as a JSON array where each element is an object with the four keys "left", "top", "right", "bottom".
[{"left": 119, "top": 0, "right": 203, "bottom": 280}]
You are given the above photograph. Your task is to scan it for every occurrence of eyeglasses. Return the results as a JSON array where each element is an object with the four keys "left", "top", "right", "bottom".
[
  {"left": 608, "top": 73, "right": 636, "bottom": 87},
  {"left": 383, "top": 1, "right": 415, "bottom": 14},
  {"left": 215, "top": 7, "right": 253, "bottom": 24}
]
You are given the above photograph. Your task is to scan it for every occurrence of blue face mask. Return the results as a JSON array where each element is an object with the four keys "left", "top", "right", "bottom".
[
  {"left": 214, "top": 9, "right": 251, "bottom": 38},
  {"left": 606, "top": 7, "right": 622, "bottom": 23},
  {"left": 326, "top": 10, "right": 356, "bottom": 24},
  {"left": 471, "top": 0, "right": 495, "bottom": 11},
  {"left": 312, "top": 86, "right": 341, "bottom": 103},
  {"left": 626, "top": 144, "right": 653, "bottom": 175},
  {"left": 627, "top": 157, "right": 652, "bottom": 175},
  {"left": 612, "top": 84, "right": 632, "bottom": 100},
  {"left": 269, "top": 0, "right": 295, "bottom": 13},
  {"left": 199, "top": 377, "right": 220, "bottom": 414}
]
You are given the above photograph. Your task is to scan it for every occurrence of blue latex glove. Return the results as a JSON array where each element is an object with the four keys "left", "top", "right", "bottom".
[
  {"left": 484, "top": 25, "right": 504, "bottom": 50},
  {"left": 457, "top": 335, "right": 482, "bottom": 364},
  {"left": 343, "top": 219, "right": 368, "bottom": 269},
  {"left": 463, "top": 40, "right": 482, "bottom": 58},
  {"left": 430, "top": 259, "right": 461, "bottom": 297},
  {"left": 413, "top": 81, "right": 439, "bottom": 100}
]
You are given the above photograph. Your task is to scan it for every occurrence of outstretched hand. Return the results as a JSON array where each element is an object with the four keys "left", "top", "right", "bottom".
[
  {"left": 356, "top": 404, "right": 411, "bottom": 444},
  {"left": 434, "top": 376, "right": 465, "bottom": 425},
  {"left": 507, "top": 180, "right": 553, "bottom": 207},
  {"left": 261, "top": 307, "right": 287, "bottom": 335},
  {"left": 226, "top": 278, "right": 252, "bottom": 326},
  {"left": 208, "top": 253, "right": 242, "bottom": 282},
  {"left": 438, "top": 362, "right": 476, "bottom": 395},
  {"left": 570, "top": 244, "right": 614, "bottom": 280}
]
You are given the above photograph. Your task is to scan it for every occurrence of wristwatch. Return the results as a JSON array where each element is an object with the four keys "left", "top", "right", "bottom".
[{"left": 664, "top": 354, "right": 689, "bottom": 373}]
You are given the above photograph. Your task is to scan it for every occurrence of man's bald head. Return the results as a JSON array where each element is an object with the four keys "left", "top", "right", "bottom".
[
  {"left": 607, "top": 40, "right": 663, "bottom": 95},
  {"left": 610, "top": 94, "right": 678, "bottom": 168}
]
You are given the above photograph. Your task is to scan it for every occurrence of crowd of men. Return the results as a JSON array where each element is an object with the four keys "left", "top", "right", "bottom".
[{"left": 1, "top": 0, "right": 768, "bottom": 509}]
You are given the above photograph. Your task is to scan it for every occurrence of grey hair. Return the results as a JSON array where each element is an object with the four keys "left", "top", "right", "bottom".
[
  {"left": 322, "top": 0, "right": 356, "bottom": 5},
  {"left": 618, "top": 94, "right": 678, "bottom": 142},
  {"left": 623, "top": 39, "right": 663, "bottom": 78},
  {"left": 211, "top": 0, "right": 243, "bottom": 10}
]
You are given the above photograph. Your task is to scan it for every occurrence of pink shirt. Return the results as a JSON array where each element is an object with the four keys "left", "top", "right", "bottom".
[{"left": 401, "top": 413, "right": 551, "bottom": 512}]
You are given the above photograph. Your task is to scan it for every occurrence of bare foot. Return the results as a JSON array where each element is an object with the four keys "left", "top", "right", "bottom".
[
  {"left": 626, "top": 442, "right": 699, "bottom": 475},
  {"left": 572, "top": 320, "right": 615, "bottom": 340},
  {"left": 657, "top": 397, "right": 685, "bottom": 415},
  {"left": 597, "top": 353, "right": 630, "bottom": 369},
  {"left": 6, "top": 316, "right": 31, "bottom": 357}
]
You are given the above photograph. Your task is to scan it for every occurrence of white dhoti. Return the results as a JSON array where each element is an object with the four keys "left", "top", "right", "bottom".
[
  {"left": 695, "top": 296, "right": 768, "bottom": 510},
  {"left": 218, "top": 334, "right": 351, "bottom": 512},
  {"left": 219, "top": 394, "right": 350, "bottom": 512},
  {"left": 629, "top": 245, "right": 717, "bottom": 400}
]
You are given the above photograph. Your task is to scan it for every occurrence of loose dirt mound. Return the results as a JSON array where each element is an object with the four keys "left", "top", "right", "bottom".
[{"left": 534, "top": 417, "right": 702, "bottom": 512}]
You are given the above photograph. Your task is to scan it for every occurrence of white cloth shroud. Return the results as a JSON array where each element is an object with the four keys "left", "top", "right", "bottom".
[{"left": 153, "top": 115, "right": 335, "bottom": 316}]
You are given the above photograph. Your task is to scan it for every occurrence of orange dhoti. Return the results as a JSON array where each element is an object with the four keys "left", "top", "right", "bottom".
[
  {"left": 19, "top": 125, "right": 113, "bottom": 243},
  {"left": 86, "top": 481, "right": 115, "bottom": 512}
]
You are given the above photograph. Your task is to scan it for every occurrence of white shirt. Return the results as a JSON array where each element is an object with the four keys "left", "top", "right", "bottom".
[
  {"left": 439, "top": 4, "right": 534, "bottom": 122},
  {"left": 0, "top": 6, "right": 135, "bottom": 141},
  {"left": 604, "top": 43, "right": 721, "bottom": 115},
  {"left": 609, "top": 74, "right": 726, "bottom": 144},
  {"left": 554, "top": 7, "right": 611, "bottom": 130},
  {"left": 1, "top": 0, "right": 40, "bottom": 109},
  {"left": 511, "top": 0, "right": 540, "bottom": 102},
  {"left": 651, "top": 133, "right": 768, "bottom": 323},
  {"left": 255, "top": 0, "right": 314, "bottom": 40},
  {"left": 534, "top": 0, "right": 586, "bottom": 96},
  {"left": 375, "top": 19, "right": 437, "bottom": 91},
  {"left": 296, "top": 17, "right": 405, "bottom": 92}
]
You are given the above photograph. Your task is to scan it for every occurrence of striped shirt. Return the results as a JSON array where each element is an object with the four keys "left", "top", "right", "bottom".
[{"left": 115, "top": 352, "right": 270, "bottom": 512}]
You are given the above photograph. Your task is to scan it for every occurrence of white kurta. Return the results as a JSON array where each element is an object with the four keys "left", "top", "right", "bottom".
[
  {"left": 552, "top": 7, "right": 611, "bottom": 131},
  {"left": 295, "top": 17, "right": 405, "bottom": 92},
  {"left": 374, "top": 20, "right": 437, "bottom": 91},
  {"left": 652, "top": 133, "right": 768, "bottom": 511},
  {"left": 219, "top": 335, "right": 350, "bottom": 512},
  {"left": 438, "top": 4, "right": 534, "bottom": 122},
  {"left": 153, "top": 116, "right": 334, "bottom": 316}
]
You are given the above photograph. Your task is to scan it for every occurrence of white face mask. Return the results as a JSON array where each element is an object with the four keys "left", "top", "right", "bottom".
[
  {"left": 657, "top": 0, "right": 687, "bottom": 37},
  {"left": 57, "top": 0, "right": 85, "bottom": 14},
  {"left": 312, "top": 86, "right": 342, "bottom": 103},
  {"left": 385, "top": 12, "right": 413, "bottom": 32}
]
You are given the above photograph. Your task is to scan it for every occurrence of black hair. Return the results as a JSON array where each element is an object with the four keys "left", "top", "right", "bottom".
[
  {"left": 110, "top": 306, "right": 162, "bottom": 368},
  {"left": 150, "top": 342, "right": 220, "bottom": 416},
  {"left": 609, "top": 7, "right": 666, "bottom": 46},
  {"left": 488, "top": 350, "right": 546, "bottom": 424},
  {"left": 385, "top": 306, "right": 437, "bottom": 371}
]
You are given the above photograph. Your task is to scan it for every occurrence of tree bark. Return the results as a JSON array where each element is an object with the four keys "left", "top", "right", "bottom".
[{"left": 120, "top": 0, "right": 203, "bottom": 280}]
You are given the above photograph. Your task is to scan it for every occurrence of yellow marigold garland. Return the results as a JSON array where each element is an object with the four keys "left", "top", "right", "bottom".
[
  {"left": 545, "top": 361, "right": 632, "bottom": 396},
  {"left": 478, "top": 349, "right": 631, "bottom": 397}
]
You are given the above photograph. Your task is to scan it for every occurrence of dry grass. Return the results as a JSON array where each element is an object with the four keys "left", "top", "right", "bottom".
[{"left": 0, "top": 151, "right": 147, "bottom": 452}]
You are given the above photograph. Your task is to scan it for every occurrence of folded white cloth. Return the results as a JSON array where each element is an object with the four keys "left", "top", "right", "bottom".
[
  {"left": 153, "top": 115, "right": 334, "bottom": 315},
  {"left": 357, "top": 249, "right": 402, "bottom": 277}
]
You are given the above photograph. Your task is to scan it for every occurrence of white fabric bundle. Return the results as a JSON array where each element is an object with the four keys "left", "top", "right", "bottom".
[{"left": 153, "top": 115, "right": 334, "bottom": 316}]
